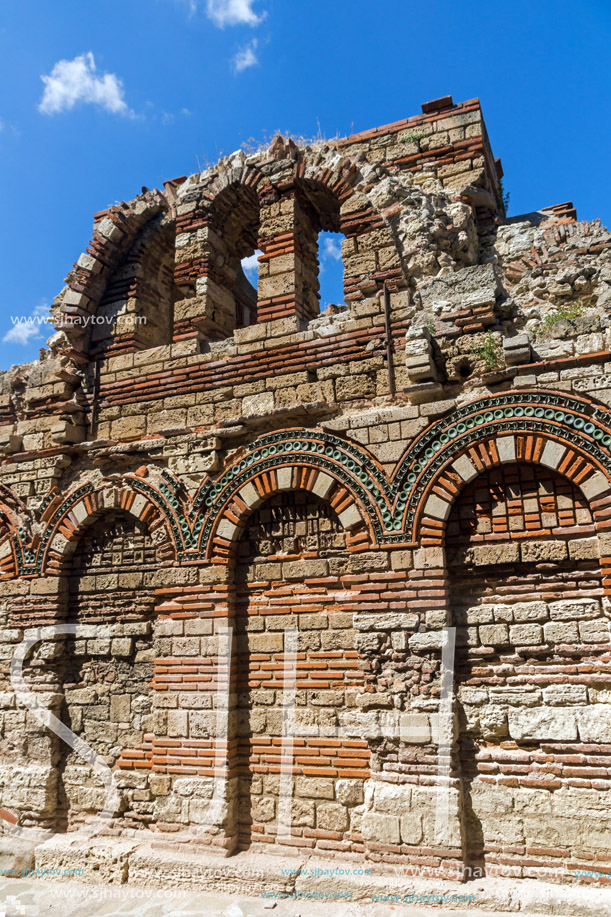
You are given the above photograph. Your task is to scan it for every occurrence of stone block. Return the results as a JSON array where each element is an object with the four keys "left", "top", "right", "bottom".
[
  {"left": 579, "top": 618, "right": 611, "bottom": 643},
  {"left": 542, "top": 684, "right": 587, "bottom": 706},
  {"left": 361, "top": 812, "right": 401, "bottom": 845},
  {"left": 509, "top": 624, "right": 543, "bottom": 645},
  {"left": 543, "top": 621, "right": 579, "bottom": 644},
  {"left": 548, "top": 599, "right": 600, "bottom": 621},
  {"left": 110, "top": 694, "right": 131, "bottom": 722},
  {"left": 508, "top": 707, "right": 578, "bottom": 741},
  {"left": 512, "top": 602, "right": 549, "bottom": 622},
  {"left": 578, "top": 705, "right": 611, "bottom": 742},
  {"left": 479, "top": 624, "right": 509, "bottom": 646},
  {"left": 316, "top": 802, "right": 349, "bottom": 832},
  {"left": 520, "top": 540, "right": 567, "bottom": 563},
  {"left": 336, "top": 779, "right": 364, "bottom": 806}
]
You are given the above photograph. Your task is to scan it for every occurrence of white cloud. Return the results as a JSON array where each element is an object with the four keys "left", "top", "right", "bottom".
[
  {"left": 39, "top": 53, "right": 132, "bottom": 117},
  {"left": 3, "top": 303, "right": 51, "bottom": 346},
  {"left": 322, "top": 237, "right": 342, "bottom": 261},
  {"left": 233, "top": 39, "right": 259, "bottom": 73},
  {"left": 206, "top": 0, "right": 265, "bottom": 27},
  {"left": 241, "top": 250, "right": 262, "bottom": 284}
]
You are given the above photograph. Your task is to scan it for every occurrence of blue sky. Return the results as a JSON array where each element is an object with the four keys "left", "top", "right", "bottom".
[{"left": 0, "top": 0, "right": 610, "bottom": 370}]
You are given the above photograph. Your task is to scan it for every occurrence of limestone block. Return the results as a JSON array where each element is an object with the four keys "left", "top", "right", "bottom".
[
  {"left": 336, "top": 779, "right": 364, "bottom": 806},
  {"left": 503, "top": 333, "right": 531, "bottom": 366},
  {"left": 508, "top": 707, "right": 578, "bottom": 741},
  {"left": 510, "top": 623, "right": 543, "bottom": 645},
  {"left": 471, "top": 544, "right": 519, "bottom": 565},
  {"left": 543, "top": 684, "right": 587, "bottom": 706},
  {"left": 242, "top": 391, "right": 274, "bottom": 416},
  {"left": 361, "top": 813, "right": 401, "bottom": 845},
  {"left": 338, "top": 504, "right": 363, "bottom": 530},
  {"left": 568, "top": 536, "right": 600, "bottom": 560},
  {"left": 479, "top": 624, "right": 509, "bottom": 646},
  {"left": 489, "top": 686, "right": 542, "bottom": 707},
  {"left": 579, "top": 618, "right": 610, "bottom": 642},
  {"left": 356, "top": 692, "right": 393, "bottom": 709},
  {"left": 296, "top": 777, "right": 335, "bottom": 799},
  {"left": 520, "top": 540, "right": 567, "bottom": 563},
  {"left": 543, "top": 621, "right": 579, "bottom": 644},
  {"left": 400, "top": 812, "right": 424, "bottom": 844},
  {"left": 418, "top": 263, "right": 500, "bottom": 314},
  {"left": 539, "top": 439, "right": 566, "bottom": 470},
  {"left": 400, "top": 713, "right": 431, "bottom": 744},
  {"left": 282, "top": 559, "right": 328, "bottom": 580},
  {"left": 496, "top": 435, "right": 516, "bottom": 462},
  {"left": 548, "top": 599, "right": 600, "bottom": 620},
  {"left": 408, "top": 631, "right": 444, "bottom": 653},
  {"left": 512, "top": 601, "right": 549, "bottom": 622},
  {"left": 581, "top": 471, "right": 611, "bottom": 500},
  {"left": 424, "top": 494, "right": 451, "bottom": 521},
  {"left": 316, "top": 802, "right": 349, "bottom": 832},
  {"left": 452, "top": 453, "right": 478, "bottom": 483},
  {"left": 354, "top": 612, "right": 418, "bottom": 631},
  {"left": 578, "top": 705, "right": 611, "bottom": 742}
]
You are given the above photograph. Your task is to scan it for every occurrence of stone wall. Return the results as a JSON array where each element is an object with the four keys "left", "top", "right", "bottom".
[{"left": 1, "top": 94, "right": 611, "bottom": 886}]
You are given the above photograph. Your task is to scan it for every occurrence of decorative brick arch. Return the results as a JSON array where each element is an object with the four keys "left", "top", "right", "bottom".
[
  {"left": 38, "top": 481, "right": 177, "bottom": 575},
  {"left": 0, "top": 484, "right": 35, "bottom": 579},
  {"left": 392, "top": 391, "right": 611, "bottom": 548},
  {"left": 194, "top": 428, "right": 391, "bottom": 559},
  {"left": 207, "top": 464, "right": 371, "bottom": 561}
]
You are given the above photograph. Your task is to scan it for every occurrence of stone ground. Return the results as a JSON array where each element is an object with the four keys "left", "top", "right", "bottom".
[
  {"left": 0, "top": 875, "right": 610, "bottom": 917},
  {"left": 0, "top": 878, "right": 519, "bottom": 917}
]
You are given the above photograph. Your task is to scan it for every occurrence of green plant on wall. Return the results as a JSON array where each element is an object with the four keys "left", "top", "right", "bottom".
[
  {"left": 400, "top": 130, "right": 429, "bottom": 144},
  {"left": 496, "top": 178, "right": 510, "bottom": 218},
  {"left": 535, "top": 297, "right": 592, "bottom": 337},
  {"left": 471, "top": 331, "right": 503, "bottom": 371}
]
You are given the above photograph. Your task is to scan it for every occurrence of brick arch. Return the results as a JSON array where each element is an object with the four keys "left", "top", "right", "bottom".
[
  {"left": 40, "top": 483, "right": 177, "bottom": 574},
  {"left": 54, "top": 189, "right": 169, "bottom": 360},
  {"left": 415, "top": 430, "right": 610, "bottom": 548},
  {"left": 0, "top": 520, "right": 17, "bottom": 580},
  {"left": 0, "top": 484, "right": 29, "bottom": 578},
  {"left": 206, "top": 464, "right": 372, "bottom": 561},
  {"left": 391, "top": 391, "right": 611, "bottom": 546}
]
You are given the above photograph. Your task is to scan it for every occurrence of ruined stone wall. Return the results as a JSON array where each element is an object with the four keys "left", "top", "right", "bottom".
[{"left": 1, "top": 95, "right": 611, "bottom": 886}]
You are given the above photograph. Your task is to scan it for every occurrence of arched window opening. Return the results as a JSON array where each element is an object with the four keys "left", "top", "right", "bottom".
[
  {"left": 92, "top": 219, "right": 177, "bottom": 358},
  {"left": 201, "top": 184, "right": 260, "bottom": 337}
]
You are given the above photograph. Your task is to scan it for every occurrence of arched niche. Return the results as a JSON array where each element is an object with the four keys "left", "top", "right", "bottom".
[
  {"left": 231, "top": 488, "right": 369, "bottom": 853},
  {"left": 446, "top": 460, "right": 611, "bottom": 877},
  {"left": 56, "top": 510, "right": 160, "bottom": 833}
]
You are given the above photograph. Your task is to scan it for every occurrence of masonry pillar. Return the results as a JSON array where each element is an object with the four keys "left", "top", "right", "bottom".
[
  {"left": 257, "top": 188, "right": 320, "bottom": 323},
  {"left": 0, "top": 576, "right": 68, "bottom": 835}
]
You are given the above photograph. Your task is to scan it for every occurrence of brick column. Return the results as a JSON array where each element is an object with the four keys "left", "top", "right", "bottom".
[{"left": 257, "top": 189, "right": 320, "bottom": 323}]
